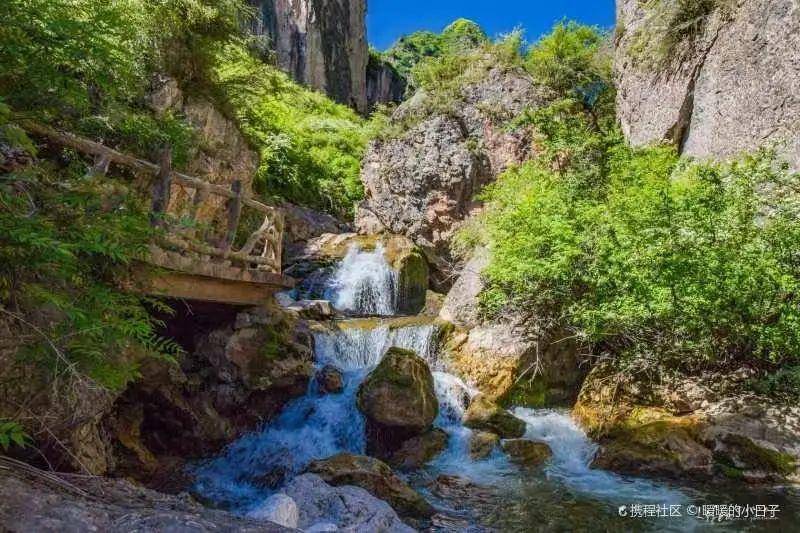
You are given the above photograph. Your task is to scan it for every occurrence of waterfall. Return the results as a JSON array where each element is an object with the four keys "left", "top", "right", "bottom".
[{"left": 326, "top": 244, "right": 398, "bottom": 316}]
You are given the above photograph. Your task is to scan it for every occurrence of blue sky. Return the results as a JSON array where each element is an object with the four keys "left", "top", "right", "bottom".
[{"left": 367, "top": 0, "right": 616, "bottom": 50}]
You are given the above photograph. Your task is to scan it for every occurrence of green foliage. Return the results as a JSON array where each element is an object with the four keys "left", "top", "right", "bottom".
[
  {"left": 1, "top": 158, "right": 181, "bottom": 390},
  {"left": 210, "top": 42, "right": 367, "bottom": 218},
  {"left": 526, "top": 22, "right": 613, "bottom": 112},
  {"left": 752, "top": 366, "right": 800, "bottom": 402},
  {"left": 477, "top": 132, "right": 800, "bottom": 371},
  {"left": 0, "top": 420, "right": 30, "bottom": 451},
  {"left": 382, "top": 18, "right": 489, "bottom": 87}
]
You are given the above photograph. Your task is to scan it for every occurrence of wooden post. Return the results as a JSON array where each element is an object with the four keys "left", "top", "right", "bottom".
[
  {"left": 150, "top": 146, "right": 172, "bottom": 227},
  {"left": 220, "top": 180, "right": 243, "bottom": 252}
]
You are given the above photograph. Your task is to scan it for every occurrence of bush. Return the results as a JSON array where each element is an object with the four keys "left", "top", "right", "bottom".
[{"left": 1, "top": 154, "right": 181, "bottom": 390}]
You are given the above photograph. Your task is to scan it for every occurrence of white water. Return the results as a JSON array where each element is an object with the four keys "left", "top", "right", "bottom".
[
  {"left": 193, "top": 245, "right": 690, "bottom": 525},
  {"left": 326, "top": 244, "right": 398, "bottom": 316}
]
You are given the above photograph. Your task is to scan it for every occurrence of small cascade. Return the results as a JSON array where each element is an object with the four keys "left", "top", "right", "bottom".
[{"left": 325, "top": 244, "right": 398, "bottom": 316}]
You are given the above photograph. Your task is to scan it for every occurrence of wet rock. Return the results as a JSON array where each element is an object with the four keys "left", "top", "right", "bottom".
[
  {"left": 469, "top": 431, "right": 500, "bottom": 460},
  {"left": 357, "top": 347, "right": 439, "bottom": 458},
  {"left": 316, "top": 365, "right": 344, "bottom": 395},
  {"left": 501, "top": 439, "right": 552, "bottom": 467},
  {"left": 430, "top": 474, "right": 496, "bottom": 506},
  {"left": 388, "top": 428, "right": 449, "bottom": 470},
  {"left": 247, "top": 493, "right": 299, "bottom": 528},
  {"left": 283, "top": 473, "right": 414, "bottom": 532},
  {"left": 285, "top": 300, "right": 334, "bottom": 320},
  {"left": 463, "top": 395, "right": 526, "bottom": 439},
  {"left": 306, "top": 454, "right": 434, "bottom": 519}
]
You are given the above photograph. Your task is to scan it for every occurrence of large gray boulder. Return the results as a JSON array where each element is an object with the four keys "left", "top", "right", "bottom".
[
  {"left": 356, "top": 68, "right": 543, "bottom": 289},
  {"left": 283, "top": 473, "right": 414, "bottom": 532},
  {"left": 615, "top": 0, "right": 800, "bottom": 169}
]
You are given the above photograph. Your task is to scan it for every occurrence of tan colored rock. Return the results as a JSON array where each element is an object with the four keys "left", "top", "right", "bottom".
[
  {"left": 463, "top": 395, "right": 526, "bottom": 439},
  {"left": 501, "top": 439, "right": 552, "bottom": 467},
  {"left": 307, "top": 453, "right": 434, "bottom": 519},
  {"left": 469, "top": 431, "right": 500, "bottom": 460}
]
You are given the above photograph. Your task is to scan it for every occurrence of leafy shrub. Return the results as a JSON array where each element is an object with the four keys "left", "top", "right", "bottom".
[
  {"left": 1, "top": 156, "right": 181, "bottom": 390},
  {"left": 0, "top": 420, "right": 30, "bottom": 451},
  {"left": 210, "top": 42, "right": 367, "bottom": 218}
]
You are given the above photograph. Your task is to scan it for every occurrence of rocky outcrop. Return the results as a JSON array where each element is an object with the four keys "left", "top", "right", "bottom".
[
  {"left": 0, "top": 463, "right": 289, "bottom": 532},
  {"left": 307, "top": 453, "right": 434, "bottom": 519},
  {"left": 110, "top": 304, "right": 314, "bottom": 488},
  {"left": 357, "top": 347, "right": 439, "bottom": 458},
  {"left": 463, "top": 395, "right": 526, "bottom": 439},
  {"left": 615, "top": 0, "right": 800, "bottom": 169},
  {"left": 147, "top": 76, "right": 258, "bottom": 242},
  {"left": 574, "top": 362, "right": 800, "bottom": 483},
  {"left": 249, "top": 0, "right": 368, "bottom": 112},
  {"left": 440, "top": 249, "right": 585, "bottom": 407},
  {"left": 366, "top": 53, "right": 406, "bottom": 111},
  {"left": 280, "top": 201, "right": 351, "bottom": 256},
  {"left": 356, "top": 68, "right": 543, "bottom": 288},
  {"left": 283, "top": 473, "right": 414, "bottom": 532}
]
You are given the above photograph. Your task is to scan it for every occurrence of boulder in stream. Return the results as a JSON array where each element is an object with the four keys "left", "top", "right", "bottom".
[
  {"left": 388, "top": 428, "right": 449, "bottom": 470},
  {"left": 316, "top": 365, "right": 344, "bottom": 395},
  {"left": 469, "top": 431, "right": 500, "bottom": 460},
  {"left": 283, "top": 473, "right": 414, "bottom": 532},
  {"left": 247, "top": 493, "right": 299, "bottom": 528},
  {"left": 357, "top": 347, "right": 439, "bottom": 457},
  {"left": 306, "top": 453, "right": 435, "bottom": 519},
  {"left": 501, "top": 439, "right": 553, "bottom": 467},
  {"left": 463, "top": 395, "right": 526, "bottom": 439}
]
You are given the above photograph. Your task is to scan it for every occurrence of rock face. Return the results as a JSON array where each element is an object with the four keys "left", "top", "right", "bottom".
[
  {"left": 283, "top": 473, "right": 414, "bottom": 532},
  {"left": 110, "top": 304, "right": 314, "bottom": 487},
  {"left": 0, "top": 465, "right": 289, "bottom": 532},
  {"left": 574, "top": 362, "right": 800, "bottom": 483},
  {"left": 147, "top": 76, "right": 258, "bottom": 242},
  {"left": 440, "top": 249, "right": 585, "bottom": 407},
  {"left": 249, "top": 0, "right": 368, "bottom": 113},
  {"left": 615, "top": 0, "right": 800, "bottom": 169},
  {"left": 281, "top": 201, "right": 352, "bottom": 255},
  {"left": 463, "top": 395, "right": 526, "bottom": 439},
  {"left": 357, "top": 347, "right": 439, "bottom": 458},
  {"left": 366, "top": 54, "right": 407, "bottom": 111},
  {"left": 307, "top": 453, "right": 434, "bottom": 519},
  {"left": 356, "top": 68, "right": 542, "bottom": 289}
]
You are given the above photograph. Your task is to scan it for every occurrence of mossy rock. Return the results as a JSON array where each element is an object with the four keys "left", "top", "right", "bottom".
[
  {"left": 388, "top": 428, "right": 449, "bottom": 470},
  {"left": 501, "top": 439, "right": 552, "bottom": 466},
  {"left": 394, "top": 248, "right": 429, "bottom": 315},
  {"left": 357, "top": 348, "right": 439, "bottom": 457},
  {"left": 463, "top": 394, "right": 526, "bottom": 439}
]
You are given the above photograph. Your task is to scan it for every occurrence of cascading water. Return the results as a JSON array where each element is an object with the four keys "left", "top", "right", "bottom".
[
  {"left": 325, "top": 244, "right": 398, "bottom": 316},
  {"left": 193, "top": 244, "right": 712, "bottom": 530}
]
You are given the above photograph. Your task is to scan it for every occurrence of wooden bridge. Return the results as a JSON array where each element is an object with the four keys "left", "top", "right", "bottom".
[{"left": 24, "top": 121, "right": 294, "bottom": 306}]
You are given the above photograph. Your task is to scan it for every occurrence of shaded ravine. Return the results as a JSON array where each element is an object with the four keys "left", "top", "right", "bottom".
[{"left": 191, "top": 244, "right": 797, "bottom": 531}]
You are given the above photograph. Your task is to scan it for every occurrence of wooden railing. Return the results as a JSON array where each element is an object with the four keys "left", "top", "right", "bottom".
[{"left": 22, "top": 121, "right": 283, "bottom": 273}]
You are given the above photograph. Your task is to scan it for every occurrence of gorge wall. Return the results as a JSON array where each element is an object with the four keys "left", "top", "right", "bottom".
[
  {"left": 615, "top": 0, "right": 800, "bottom": 169},
  {"left": 249, "top": 0, "right": 369, "bottom": 113}
]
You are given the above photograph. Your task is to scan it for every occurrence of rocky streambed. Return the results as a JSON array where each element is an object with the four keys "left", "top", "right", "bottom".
[{"left": 185, "top": 235, "right": 800, "bottom": 531}]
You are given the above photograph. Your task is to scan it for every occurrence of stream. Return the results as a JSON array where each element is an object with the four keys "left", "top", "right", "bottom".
[{"left": 193, "top": 244, "right": 800, "bottom": 532}]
